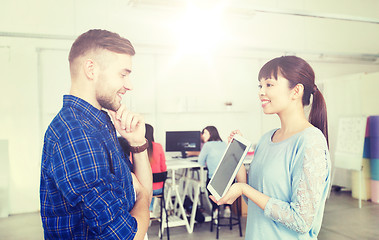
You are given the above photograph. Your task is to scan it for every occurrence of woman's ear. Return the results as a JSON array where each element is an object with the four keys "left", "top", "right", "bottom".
[{"left": 292, "top": 83, "right": 304, "bottom": 100}]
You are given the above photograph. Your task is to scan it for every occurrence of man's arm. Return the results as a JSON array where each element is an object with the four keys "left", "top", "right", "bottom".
[
  {"left": 130, "top": 174, "right": 150, "bottom": 240},
  {"left": 132, "top": 149, "right": 153, "bottom": 203},
  {"left": 108, "top": 106, "right": 153, "bottom": 198},
  {"left": 108, "top": 106, "right": 153, "bottom": 239}
]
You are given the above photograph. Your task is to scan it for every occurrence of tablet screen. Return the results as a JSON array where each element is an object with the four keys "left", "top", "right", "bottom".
[{"left": 209, "top": 138, "right": 247, "bottom": 196}]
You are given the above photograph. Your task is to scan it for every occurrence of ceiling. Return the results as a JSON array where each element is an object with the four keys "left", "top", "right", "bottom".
[{"left": 125, "top": 0, "right": 379, "bottom": 65}]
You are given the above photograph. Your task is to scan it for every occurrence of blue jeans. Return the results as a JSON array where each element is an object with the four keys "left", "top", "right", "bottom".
[{"left": 150, "top": 188, "right": 163, "bottom": 211}]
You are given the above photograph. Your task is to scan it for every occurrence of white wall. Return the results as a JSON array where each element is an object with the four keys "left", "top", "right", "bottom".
[
  {"left": 1, "top": 0, "right": 379, "bottom": 214},
  {"left": 0, "top": 38, "right": 73, "bottom": 214},
  {"left": 325, "top": 72, "right": 379, "bottom": 188}
]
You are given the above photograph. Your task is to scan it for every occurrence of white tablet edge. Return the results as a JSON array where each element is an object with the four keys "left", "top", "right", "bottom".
[{"left": 207, "top": 134, "right": 252, "bottom": 201}]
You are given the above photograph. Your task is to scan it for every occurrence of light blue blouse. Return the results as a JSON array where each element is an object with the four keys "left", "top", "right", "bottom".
[
  {"left": 245, "top": 127, "right": 331, "bottom": 240},
  {"left": 198, "top": 141, "right": 227, "bottom": 179}
]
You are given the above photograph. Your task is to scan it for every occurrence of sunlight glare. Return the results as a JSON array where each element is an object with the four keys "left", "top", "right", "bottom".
[{"left": 172, "top": 1, "right": 229, "bottom": 56}]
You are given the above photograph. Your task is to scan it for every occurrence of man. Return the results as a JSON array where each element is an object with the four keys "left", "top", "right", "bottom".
[{"left": 40, "top": 29, "right": 152, "bottom": 239}]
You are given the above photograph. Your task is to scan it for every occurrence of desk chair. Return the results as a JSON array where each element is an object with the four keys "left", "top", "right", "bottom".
[
  {"left": 210, "top": 198, "right": 242, "bottom": 239},
  {"left": 151, "top": 171, "right": 170, "bottom": 239},
  {"left": 191, "top": 167, "right": 212, "bottom": 211}
]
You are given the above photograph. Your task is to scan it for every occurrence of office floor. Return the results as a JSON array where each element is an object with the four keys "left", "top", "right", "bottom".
[{"left": 1, "top": 190, "right": 379, "bottom": 240}]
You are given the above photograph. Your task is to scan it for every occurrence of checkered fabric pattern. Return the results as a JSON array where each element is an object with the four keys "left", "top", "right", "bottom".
[{"left": 40, "top": 95, "right": 136, "bottom": 239}]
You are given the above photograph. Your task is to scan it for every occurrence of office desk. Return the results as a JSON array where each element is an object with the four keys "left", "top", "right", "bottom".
[{"left": 164, "top": 158, "right": 204, "bottom": 233}]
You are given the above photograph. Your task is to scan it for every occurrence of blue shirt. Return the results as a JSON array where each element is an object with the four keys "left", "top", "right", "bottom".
[
  {"left": 198, "top": 141, "right": 227, "bottom": 179},
  {"left": 40, "top": 95, "right": 137, "bottom": 239},
  {"left": 246, "top": 127, "right": 331, "bottom": 240}
]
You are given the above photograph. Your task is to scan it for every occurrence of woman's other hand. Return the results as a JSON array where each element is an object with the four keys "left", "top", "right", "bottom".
[{"left": 228, "top": 130, "right": 243, "bottom": 143}]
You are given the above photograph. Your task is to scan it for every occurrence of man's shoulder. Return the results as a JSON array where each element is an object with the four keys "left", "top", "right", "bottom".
[
  {"left": 45, "top": 107, "right": 95, "bottom": 142},
  {"left": 49, "top": 108, "right": 79, "bottom": 129}
]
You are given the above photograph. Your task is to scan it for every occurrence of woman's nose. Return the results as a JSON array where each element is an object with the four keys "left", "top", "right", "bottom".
[{"left": 259, "top": 87, "right": 265, "bottom": 96}]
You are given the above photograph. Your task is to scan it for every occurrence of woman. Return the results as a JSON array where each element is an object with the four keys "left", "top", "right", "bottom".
[
  {"left": 211, "top": 56, "right": 331, "bottom": 239},
  {"left": 145, "top": 124, "right": 167, "bottom": 214},
  {"left": 198, "top": 126, "right": 231, "bottom": 218}
]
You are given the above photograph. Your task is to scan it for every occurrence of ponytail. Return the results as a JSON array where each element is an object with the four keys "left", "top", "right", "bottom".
[{"left": 309, "top": 88, "right": 329, "bottom": 147}]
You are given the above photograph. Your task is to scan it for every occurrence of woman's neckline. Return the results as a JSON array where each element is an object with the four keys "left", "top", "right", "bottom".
[{"left": 270, "top": 126, "right": 314, "bottom": 144}]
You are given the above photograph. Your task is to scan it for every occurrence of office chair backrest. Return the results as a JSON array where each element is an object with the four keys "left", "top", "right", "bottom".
[{"left": 153, "top": 171, "right": 168, "bottom": 183}]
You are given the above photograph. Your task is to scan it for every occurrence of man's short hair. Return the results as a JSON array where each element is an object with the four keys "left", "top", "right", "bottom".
[{"left": 68, "top": 29, "right": 135, "bottom": 66}]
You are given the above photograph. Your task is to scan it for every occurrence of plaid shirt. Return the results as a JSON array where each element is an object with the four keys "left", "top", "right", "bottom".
[{"left": 40, "top": 95, "right": 137, "bottom": 239}]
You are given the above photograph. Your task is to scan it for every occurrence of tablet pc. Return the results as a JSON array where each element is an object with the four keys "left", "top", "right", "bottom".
[{"left": 207, "top": 135, "right": 252, "bottom": 201}]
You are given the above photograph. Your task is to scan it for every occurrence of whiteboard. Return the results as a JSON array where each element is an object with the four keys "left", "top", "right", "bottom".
[{"left": 334, "top": 117, "right": 367, "bottom": 171}]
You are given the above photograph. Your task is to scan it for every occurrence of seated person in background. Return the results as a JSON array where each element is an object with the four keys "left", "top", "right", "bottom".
[
  {"left": 198, "top": 126, "right": 231, "bottom": 218},
  {"left": 145, "top": 123, "right": 167, "bottom": 216}
]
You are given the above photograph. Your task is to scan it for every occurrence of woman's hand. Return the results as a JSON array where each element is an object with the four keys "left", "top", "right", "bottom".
[
  {"left": 209, "top": 182, "right": 245, "bottom": 205},
  {"left": 228, "top": 130, "right": 243, "bottom": 143}
]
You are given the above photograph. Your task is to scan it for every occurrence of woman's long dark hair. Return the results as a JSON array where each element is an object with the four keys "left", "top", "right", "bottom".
[
  {"left": 202, "top": 126, "right": 223, "bottom": 142},
  {"left": 145, "top": 123, "right": 155, "bottom": 163},
  {"left": 258, "top": 56, "right": 328, "bottom": 146}
]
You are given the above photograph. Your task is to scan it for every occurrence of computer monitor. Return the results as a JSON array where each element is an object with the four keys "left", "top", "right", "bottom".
[{"left": 165, "top": 131, "right": 201, "bottom": 158}]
